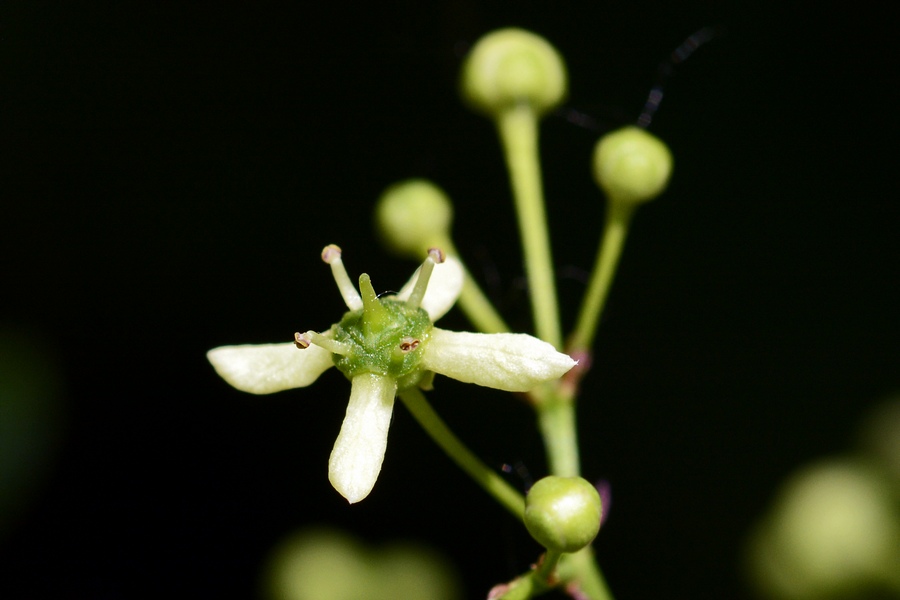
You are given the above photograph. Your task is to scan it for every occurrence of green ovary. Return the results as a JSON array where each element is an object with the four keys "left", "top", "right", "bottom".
[{"left": 331, "top": 299, "right": 433, "bottom": 386}]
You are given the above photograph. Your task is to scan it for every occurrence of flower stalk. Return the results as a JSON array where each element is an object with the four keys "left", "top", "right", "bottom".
[
  {"left": 568, "top": 201, "right": 635, "bottom": 355},
  {"left": 460, "top": 27, "right": 567, "bottom": 350},
  {"left": 497, "top": 104, "right": 563, "bottom": 350},
  {"left": 398, "top": 387, "right": 525, "bottom": 520}
]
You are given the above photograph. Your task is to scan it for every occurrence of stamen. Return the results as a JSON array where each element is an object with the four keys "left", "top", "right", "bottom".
[
  {"left": 321, "top": 244, "right": 363, "bottom": 311},
  {"left": 398, "top": 337, "right": 420, "bottom": 353},
  {"left": 405, "top": 247, "right": 444, "bottom": 310},
  {"left": 358, "top": 274, "right": 390, "bottom": 332},
  {"left": 301, "top": 330, "right": 353, "bottom": 356}
]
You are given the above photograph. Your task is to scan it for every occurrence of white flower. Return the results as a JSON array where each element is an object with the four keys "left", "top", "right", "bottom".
[{"left": 208, "top": 245, "right": 576, "bottom": 503}]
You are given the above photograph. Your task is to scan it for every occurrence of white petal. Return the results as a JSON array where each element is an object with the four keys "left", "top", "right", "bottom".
[
  {"left": 207, "top": 342, "right": 333, "bottom": 394},
  {"left": 422, "top": 328, "right": 576, "bottom": 392},
  {"left": 395, "top": 255, "right": 463, "bottom": 321},
  {"left": 328, "top": 373, "right": 397, "bottom": 503}
]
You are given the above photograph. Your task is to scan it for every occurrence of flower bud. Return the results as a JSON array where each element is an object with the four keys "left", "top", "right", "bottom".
[
  {"left": 460, "top": 28, "right": 567, "bottom": 118},
  {"left": 592, "top": 126, "right": 673, "bottom": 206},
  {"left": 524, "top": 476, "right": 602, "bottom": 553},
  {"left": 375, "top": 179, "right": 453, "bottom": 258}
]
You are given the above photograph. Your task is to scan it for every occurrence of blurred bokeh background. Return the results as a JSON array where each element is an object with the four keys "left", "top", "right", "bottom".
[{"left": 2, "top": 1, "right": 897, "bottom": 598}]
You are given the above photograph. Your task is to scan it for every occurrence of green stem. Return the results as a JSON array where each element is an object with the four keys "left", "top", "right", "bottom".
[
  {"left": 398, "top": 387, "right": 525, "bottom": 520},
  {"left": 494, "top": 550, "right": 562, "bottom": 600},
  {"left": 559, "top": 548, "right": 615, "bottom": 600},
  {"left": 496, "top": 104, "right": 562, "bottom": 349},
  {"left": 494, "top": 548, "right": 614, "bottom": 600},
  {"left": 535, "top": 390, "right": 580, "bottom": 477},
  {"left": 533, "top": 549, "right": 563, "bottom": 584},
  {"left": 441, "top": 236, "right": 510, "bottom": 334},
  {"left": 569, "top": 201, "right": 634, "bottom": 354}
]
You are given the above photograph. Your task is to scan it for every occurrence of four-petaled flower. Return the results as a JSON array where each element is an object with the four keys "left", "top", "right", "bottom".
[{"left": 207, "top": 245, "right": 576, "bottom": 503}]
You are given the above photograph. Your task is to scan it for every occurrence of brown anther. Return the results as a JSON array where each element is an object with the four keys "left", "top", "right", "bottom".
[
  {"left": 293, "top": 332, "right": 311, "bottom": 349},
  {"left": 427, "top": 247, "right": 446, "bottom": 264},
  {"left": 398, "top": 337, "right": 420, "bottom": 353},
  {"left": 320, "top": 244, "right": 342, "bottom": 264}
]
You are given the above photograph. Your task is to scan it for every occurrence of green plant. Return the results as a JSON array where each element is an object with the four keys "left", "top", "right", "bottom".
[{"left": 208, "top": 27, "right": 675, "bottom": 599}]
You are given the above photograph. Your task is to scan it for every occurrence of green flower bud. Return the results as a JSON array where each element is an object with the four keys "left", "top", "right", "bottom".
[
  {"left": 592, "top": 126, "right": 673, "bottom": 206},
  {"left": 375, "top": 179, "right": 453, "bottom": 258},
  {"left": 524, "top": 476, "right": 602, "bottom": 553},
  {"left": 460, "top": 28, "right": 567, "bottom": 118}
]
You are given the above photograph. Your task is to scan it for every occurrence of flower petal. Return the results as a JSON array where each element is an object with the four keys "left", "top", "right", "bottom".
[
  {"left": 395, "top": 255, "right": 463, "bottom": 321},
  {"left": 328, "top": 373, "right": 397, "bottom": 503},
  {"left": 422, "top": 328, "right": 576, "bottom": 392},
  {"left": 207, "top": 342, "right": 333, "bottom": 394}
]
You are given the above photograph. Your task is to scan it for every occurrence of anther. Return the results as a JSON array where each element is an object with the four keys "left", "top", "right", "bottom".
[
  {"left": 427, "top": 247, "right": 446, "bottom": 264},
  {"left": 320, "top": 244, "right": 342, "bottom": 264},
  {"left": 398, "top": 337, "right": 420, "bottom": 353},
  {"left": 321, "top": 244, "right": 363, "bottom": 311},
  {"left": 293, "top": 332, "right": 311, "bottom": 349}
]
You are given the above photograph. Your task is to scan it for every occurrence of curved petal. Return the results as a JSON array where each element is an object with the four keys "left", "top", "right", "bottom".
[
  {"left": 395, "top": 255, "right": 463, "bottom": 321},
  {"left": 328, "top": 373, "right": 397, "bottom": 503},
  {"left": 422, "top": 328, "right": 576, "bottom": 392},
  {"left": 207, "top": 342, "right": 333, "bottom": 394}
]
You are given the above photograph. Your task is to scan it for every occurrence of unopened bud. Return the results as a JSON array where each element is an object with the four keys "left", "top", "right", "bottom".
[
  {"left": 460, "top": 28, "right": 567, "bottom": 118},
  {"left": 592, "top": 126, "right": 673, "bottom": 206},
  {"left": 524, "top": 476, "right": 602, "bottom": 553},
  {"left": 375, "top": 179, "right": 453, "bottom": 258}
]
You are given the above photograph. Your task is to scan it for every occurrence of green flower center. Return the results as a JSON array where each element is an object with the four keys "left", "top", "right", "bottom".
[
  {"left": 310, "top": 245, "right": 448, "bottom": 391},
  {"left": 331, "top": 298, "right": 433, "bottom": 387}
]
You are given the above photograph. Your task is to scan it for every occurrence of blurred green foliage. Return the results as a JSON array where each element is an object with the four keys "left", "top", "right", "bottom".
[
  {"left": 262, "top": 526, "right": 462, "bottom": 600},
  {"left": 0, "top": 329, "right": 65, "bottom": 538}
]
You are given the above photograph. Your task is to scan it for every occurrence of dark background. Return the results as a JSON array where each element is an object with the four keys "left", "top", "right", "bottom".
[{"left": 1, "top": 1, "right": 897, "bottom": 598}]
